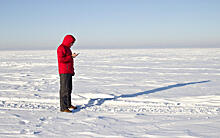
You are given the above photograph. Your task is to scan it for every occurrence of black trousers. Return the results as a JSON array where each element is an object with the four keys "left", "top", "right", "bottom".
[{"left": 59, "top": 74, "right": 72, "bottom": 111}]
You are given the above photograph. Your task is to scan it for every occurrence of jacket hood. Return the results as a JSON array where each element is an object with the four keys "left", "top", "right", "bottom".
[{"left": 62, "top": 35, "right": 76, "bottom": 47}]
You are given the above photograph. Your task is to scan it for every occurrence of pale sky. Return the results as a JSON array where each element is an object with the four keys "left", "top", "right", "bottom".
[{"left": 0, "top": 0, "right": 220, "bottom": 50}]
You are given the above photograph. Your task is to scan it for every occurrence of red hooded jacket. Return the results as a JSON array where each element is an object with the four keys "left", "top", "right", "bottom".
[{"left": 57, "top": 35, "right": 75, "bottom": 74}]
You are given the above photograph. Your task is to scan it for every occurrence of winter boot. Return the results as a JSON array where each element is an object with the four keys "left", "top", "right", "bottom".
[
  {"left": 68, "top": 105, "right": 77, "bottom": 110},
  {"left": 61, "top": 109, "right": 71, "bottom": 113}
]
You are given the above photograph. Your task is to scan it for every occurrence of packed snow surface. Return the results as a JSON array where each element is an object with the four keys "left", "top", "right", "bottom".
[{"left": 0, "top": 48, "right": 220, "bottom": 138}]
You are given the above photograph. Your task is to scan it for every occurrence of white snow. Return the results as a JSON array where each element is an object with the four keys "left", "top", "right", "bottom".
[{"left": 0, "top": 48, "right": 220, "bottom": 138}]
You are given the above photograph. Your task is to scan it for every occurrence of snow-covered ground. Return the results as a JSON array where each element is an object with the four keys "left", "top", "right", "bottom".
[{"left": 0, "top": 48, "right": 219, "bottom": 138}]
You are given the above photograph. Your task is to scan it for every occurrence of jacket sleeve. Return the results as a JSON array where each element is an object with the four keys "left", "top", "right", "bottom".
[{"left": 57, "top": 47, "right": 72, "bottom": 63}]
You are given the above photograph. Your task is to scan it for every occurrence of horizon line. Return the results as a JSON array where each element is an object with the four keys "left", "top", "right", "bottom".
[{"left": 0, "top": 47, "right": 220, "bottom": 51}]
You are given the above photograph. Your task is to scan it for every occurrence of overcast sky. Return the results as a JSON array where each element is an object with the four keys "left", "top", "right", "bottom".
[{"left": 0, "top": 0, "right": 220, "bottom": 50}]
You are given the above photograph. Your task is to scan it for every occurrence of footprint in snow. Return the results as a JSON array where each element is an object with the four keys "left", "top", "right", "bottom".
[
  {"left": 34, "top": 131, "right": 41, "bottom": 135},
  {"left": 12, "top": 113, "right": 20, "bottom": 118},
  {"left": 19, "top": 120, "right": 29, "bottom": 125},
  {"left": 39, "top": 117, "right": 46, "bottom": 121}
]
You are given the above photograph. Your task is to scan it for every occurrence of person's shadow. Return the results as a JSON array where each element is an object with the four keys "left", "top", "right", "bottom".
[{"left": 72, "top": 80, "right": 210, "bottom": 113}]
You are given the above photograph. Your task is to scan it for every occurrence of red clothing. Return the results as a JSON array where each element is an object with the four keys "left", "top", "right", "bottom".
[{"left": 57, "top": 35, "right": 75, "bottom": 74}]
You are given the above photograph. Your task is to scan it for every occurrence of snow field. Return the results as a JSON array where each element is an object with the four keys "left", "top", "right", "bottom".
[{"left": 0, "top": 49, "right": 220, "bottom": 137}]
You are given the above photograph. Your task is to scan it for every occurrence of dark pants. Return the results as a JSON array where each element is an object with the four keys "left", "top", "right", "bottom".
[{"left": 59, "top": 74, "right": 72, "bottom": 111}]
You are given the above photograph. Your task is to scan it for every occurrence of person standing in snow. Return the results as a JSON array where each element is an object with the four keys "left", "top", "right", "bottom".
[{"left": 57, "top": 34, "right": 79, "bottom": 112}]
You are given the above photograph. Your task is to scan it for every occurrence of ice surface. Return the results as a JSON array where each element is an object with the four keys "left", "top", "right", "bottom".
[{"left": 0, "top": 49, "right": 220, "bottom": 137}]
